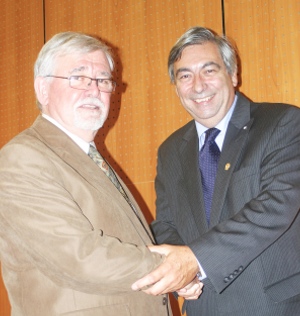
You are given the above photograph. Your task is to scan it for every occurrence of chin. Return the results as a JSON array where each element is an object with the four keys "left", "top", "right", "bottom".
[{"left": 74, "top": 117, "right": 105, "bottom": 131}]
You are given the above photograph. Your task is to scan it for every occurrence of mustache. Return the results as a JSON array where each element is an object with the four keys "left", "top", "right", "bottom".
[{"left": 75, "top": 97, "right": 105, "bottom": 109}]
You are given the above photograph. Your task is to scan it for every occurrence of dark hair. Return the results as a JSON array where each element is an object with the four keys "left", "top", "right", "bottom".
[{"left": 168, "top": 26, "right": 237, "bottom": 83}]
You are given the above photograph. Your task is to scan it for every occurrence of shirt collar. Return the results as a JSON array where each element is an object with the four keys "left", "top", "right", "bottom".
[
  {"left": 42, "top": 113, "right": 91, "bottom": 154},
  {"left": 195, "top": 94, "right": 237, "bottom": 150}
]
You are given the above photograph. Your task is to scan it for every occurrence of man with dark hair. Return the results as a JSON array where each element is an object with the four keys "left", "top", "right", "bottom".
[{"left": 132, "top": 26, "right": 300, "bottom": 316}]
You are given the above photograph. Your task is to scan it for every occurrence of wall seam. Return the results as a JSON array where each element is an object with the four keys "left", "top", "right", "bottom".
[
  {"left": 43, "top": 0, "right": 46, "bottom": 43},
  {"left": 221, "top": 0, "right": 226, "bottom": 36}
]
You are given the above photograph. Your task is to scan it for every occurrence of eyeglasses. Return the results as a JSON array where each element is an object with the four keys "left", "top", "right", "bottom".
[{"left": 45, "top": 75, "right": 116, "bottom": 93}]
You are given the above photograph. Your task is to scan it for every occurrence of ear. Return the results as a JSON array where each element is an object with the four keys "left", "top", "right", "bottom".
[
  {"left": 231, "top": 68, "right": 238, "bottom": 87},
  {"left": 34, "top": 76, "right": 49, "bottom": 107}
]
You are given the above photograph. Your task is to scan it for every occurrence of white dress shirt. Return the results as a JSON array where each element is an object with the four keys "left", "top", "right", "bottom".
[{"left": 195, "top": 95, "right": 237, "bottom": 151}]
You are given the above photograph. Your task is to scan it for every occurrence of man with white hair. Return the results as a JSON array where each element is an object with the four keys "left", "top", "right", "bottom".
[{"left": 0, "top": 31, "right": 183, "bottom": 316}]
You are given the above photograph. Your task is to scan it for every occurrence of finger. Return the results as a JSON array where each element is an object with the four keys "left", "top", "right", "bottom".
[
  {"left": 139, "top": 267, "right": 186, "bottom": 295},
  {"left": 141, "top": 278, "right": 174, "bottom": 295},
  {"left": 179, "top": 283, "right": 199, "bottom": 293},
  {"left": 177, "top": 284, "right": 202, "bottom": 300},
  {"left": 131, "top": 274, "right": 156, "bottom": 291},
  {"left": 184, "top": 294, "right": 201, "bottom": 300},
  {"left": 148, "top": 244, "right": 170, "bottom": 255},
  {"left": 177, "top": 283, "right": 201, "bottom": 296},
  {"left": 131, "top": 262, "right": 169, "bottom": 291},
  {"left": 177, "top": 287, "right": 187, "bottom": 294},
  {"left": 187, "top": 287, "right": 203, "bottom": 300}
]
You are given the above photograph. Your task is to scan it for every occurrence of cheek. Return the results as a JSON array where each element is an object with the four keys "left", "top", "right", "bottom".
[
  {"left": 48, "top": 83, "right": 68, "bottom": 103},
  {"left": 48, "top": 90, "right": 80, "bottom": 117},
  {"left": 103, "top": 92, "right": 111, "bottom": 102},
  {"left": 60, "top": 90, "right": 85, "bottom": 110},
  {"left": 217, "top": 75, "right": 233, "bottom": 90},
  {"left": 101, "top": 94, "right": 112, "bottom": 110}
]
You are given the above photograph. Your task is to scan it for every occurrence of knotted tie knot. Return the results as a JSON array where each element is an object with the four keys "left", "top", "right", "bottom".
[{"left": 202, "top": 127, "right": 220, "bottom": 148}]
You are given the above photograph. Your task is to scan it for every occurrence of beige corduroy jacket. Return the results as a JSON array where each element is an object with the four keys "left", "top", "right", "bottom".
[{"left": 0, "top": 115, "right": 171, "bottom": 316}]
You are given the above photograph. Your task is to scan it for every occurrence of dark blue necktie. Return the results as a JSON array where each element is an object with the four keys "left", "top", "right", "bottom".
[{"left": 199, "top": 128, "right": 221, "bottom": 224}]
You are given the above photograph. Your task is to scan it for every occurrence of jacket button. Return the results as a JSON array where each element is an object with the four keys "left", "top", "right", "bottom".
[
  {"left": 224, "top": 277, "right": 229, "bottom": 283},
  {"left": 162, "top": 296, "right": 167, "bottom": 305}
]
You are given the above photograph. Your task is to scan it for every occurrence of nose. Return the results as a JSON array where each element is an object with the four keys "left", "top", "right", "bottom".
[
  {"left": 193, "top": 74, "right": 207, "bottom": 94},
  {"left": 86, "top": 80, "right": 101, "bottom": 98}
]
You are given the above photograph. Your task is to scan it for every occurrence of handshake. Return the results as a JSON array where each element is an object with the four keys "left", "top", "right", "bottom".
[{"left": 131, "top": 244, "right": 203, "bottom": 300}]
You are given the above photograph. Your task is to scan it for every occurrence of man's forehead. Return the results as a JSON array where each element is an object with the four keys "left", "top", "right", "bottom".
[
  {"left": 57, "top": 50, "right": 107, "bottom": 64},
  {"left": 56, "top": 53, "right": 111, "bottom": 76},
  {"left": 174, "top": 44, "right": 224, "bottom": 68}
]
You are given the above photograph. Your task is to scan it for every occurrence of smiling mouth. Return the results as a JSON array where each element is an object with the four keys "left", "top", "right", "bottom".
[
  {"left": 194, "top": 95, "right": 214, "bottom": 104},
  {"left": 79, "top": 104, "right": 100, "bottom": 110}
]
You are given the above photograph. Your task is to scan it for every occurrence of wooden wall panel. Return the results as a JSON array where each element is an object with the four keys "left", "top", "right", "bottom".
[
  {"left": 0, "top": 1, "right": 44, "bottom": 314},
  {"left": 224, "top": 0, "right": 300, "bottom": 106},
  {"left": 0, "top": 1, "right": 43, "bottom": 148}
]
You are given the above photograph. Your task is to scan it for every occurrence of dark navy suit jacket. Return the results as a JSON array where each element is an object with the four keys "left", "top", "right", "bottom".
[{"left": 152, "top": 92, "right": 300, "bottom": 316}]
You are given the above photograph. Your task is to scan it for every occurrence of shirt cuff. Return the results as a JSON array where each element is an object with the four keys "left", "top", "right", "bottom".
[{"left": 197, "top": 260, "right": 207, "bottom": 280}]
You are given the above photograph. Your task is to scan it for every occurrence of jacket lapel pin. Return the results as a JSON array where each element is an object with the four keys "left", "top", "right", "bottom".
[{"left": 225, "top": 163, "right": 231, "bottom": 171}]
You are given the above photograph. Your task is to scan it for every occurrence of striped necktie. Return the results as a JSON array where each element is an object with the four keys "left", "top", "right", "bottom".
[
  {"left": 88, "top": 145, "right": 126, "bottom": 195},
  {"left": 88, "top": 145, "right": 140, "bottom": 214},
  {"left": 88, "top": 145, "right": 122, "bottom": 190},
  {"left": 88, "top": 145, "right": 155, "bottom": 242}
]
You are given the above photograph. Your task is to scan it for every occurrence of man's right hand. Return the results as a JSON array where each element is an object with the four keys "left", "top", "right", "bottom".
[{"left": 131, "top": 244, "right": 199, "bottom": 295}]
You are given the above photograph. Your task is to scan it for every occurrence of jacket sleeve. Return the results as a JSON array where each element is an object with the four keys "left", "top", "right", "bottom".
[{"left": 151, "top": 146, "right": 186, "bottom": 246}]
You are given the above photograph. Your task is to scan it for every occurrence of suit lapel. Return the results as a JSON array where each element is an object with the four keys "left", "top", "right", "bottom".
[
  {"left": 32, "top": 115, "right": 113, "bottom": 192},
  {"left": 210, "top": 93, "right": 254, "bottom": 226},
  {"left": 32, "top": 116, "right": 155, "bottom": 244},
  {"left": 180, "top": 122, "right": 209, "bottom": 233}
]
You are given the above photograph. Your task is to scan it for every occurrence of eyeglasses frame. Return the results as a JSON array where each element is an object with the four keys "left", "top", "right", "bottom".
[{"left": 45, "top": 75, "right": 116, "bottom": 93}]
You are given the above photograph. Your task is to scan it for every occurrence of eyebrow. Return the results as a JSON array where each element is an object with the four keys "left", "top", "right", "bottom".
[
  {"left": 70, "top": 66, "right": 87, "bottom": 74},
  {"left": 70, "top": 66, "right": 112, "bottom": 78},
  {"left": 175, "top": 61, "right": 221, "bottom": 77}
]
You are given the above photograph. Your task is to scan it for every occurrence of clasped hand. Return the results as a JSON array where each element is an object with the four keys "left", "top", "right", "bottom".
[
  {"left": 131, "top": 244, "right": 203, "bottom": 299},
  {"left": 176, "top": 276, "right": 203, "bottom": 300}
]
